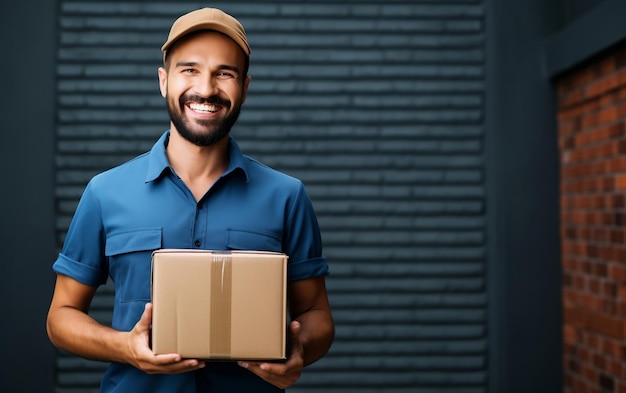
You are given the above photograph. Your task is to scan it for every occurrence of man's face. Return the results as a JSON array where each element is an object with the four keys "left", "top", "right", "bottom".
[{"left": 158, "top": 31, "right": 250, "bottom": 146}]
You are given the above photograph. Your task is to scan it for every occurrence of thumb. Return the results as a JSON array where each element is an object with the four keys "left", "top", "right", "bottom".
[
  {"left": 288, "top": 320, "right": 303, "bottom": 351},
  {"left": 136, "top": 302, "right": 153, "bottom": 332},
  {"left": 289, "top": 320, "right": 301, "bottom": 337}
]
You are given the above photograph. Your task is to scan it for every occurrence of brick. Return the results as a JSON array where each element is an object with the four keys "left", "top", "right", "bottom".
[
  {"left": 581, "top": 361, "right": 598, "bottom": 383},
  {"left": 559, "top": 121, "right": 579, "bottom": 136},
  {"left": 608, "top": 359, "right": 622, "bottom": 376},
  {"left": 615, "top": 174, "right": 626, "bottom": 190},
  {"left": 564, "top": 304, "right": 590, "bottom": 327},
  {"left": 609, "top": 156, "right": 626, "bottom": 171},
  {"left": 558, "top": 105, "right": 586, "bottom": 123},
  {"left": 604, "top": 282, "right": 618, "bottom": 298},
  {"left": 593, "top": 261, "right": 606, "bottom": 277},
  {"left": 603, "top": 338, "right": 620, "bottom": 358},
  {"left": 564, "top": 325, "right": 578, "bottom": 345},
  {"left": 608, "top": 263, "right": 626, "bottom": 282},
  {"left": 607, "top": 194, "right": 625, "bottom": 208},
  {"left": 600, "top": 314, "right": 626, "bottom": 339},
  {"left": 563, "top": 288, "right": 580, "bottom": 304},
  {"left": 559, "top": 91, "right": 586, "bottom": 111},
  {"left": 619, "top": 285, "right": 626, "bottom": 300},
  {"left": 594, "top": 354, "right": 607, "bottom": 370},
  {"left": 586, "top": 68, "right": 626, "bottom": 98},
  {"left": 603, "top": 298, "right": 617, "bottom": 314}
]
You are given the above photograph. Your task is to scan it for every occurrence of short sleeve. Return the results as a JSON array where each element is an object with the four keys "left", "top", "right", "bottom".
[
  {"left": 52, "top": 180, "right": 108, "bottom": 287},
  {"left": 284, "top": 182, "right": 329, "bottom": 281}
]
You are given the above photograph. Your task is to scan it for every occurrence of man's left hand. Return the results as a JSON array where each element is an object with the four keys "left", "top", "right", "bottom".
[{"left": 238, "top": 320, "right": 304, "bottom": 389}]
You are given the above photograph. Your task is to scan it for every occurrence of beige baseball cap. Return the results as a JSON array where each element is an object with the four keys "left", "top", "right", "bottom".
[{"left": 161, "top": 8, "right": 250, "bottom": 62}]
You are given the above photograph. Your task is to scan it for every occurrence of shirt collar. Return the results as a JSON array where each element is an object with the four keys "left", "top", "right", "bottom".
[{"left": 145, "top": 130, "right": 249, "bottom": 183}]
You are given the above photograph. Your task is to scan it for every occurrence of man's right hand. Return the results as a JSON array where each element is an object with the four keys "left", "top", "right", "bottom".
[
  {"left": 47, "top": 274, "right": 205, "bottom": 375},
  {"left": 126, "top": 303, "right": 206, "bottom": 374}
]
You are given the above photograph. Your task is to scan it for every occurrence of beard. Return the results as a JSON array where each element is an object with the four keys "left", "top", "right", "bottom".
[{"left": 167, "top": 93, "right": 241, "bottom": 147}]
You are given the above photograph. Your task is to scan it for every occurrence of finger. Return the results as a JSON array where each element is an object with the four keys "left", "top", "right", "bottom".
[
  {"left": 237, "top": 361, "right": 272, "bottom": 382},
  {"left": 257, "top": 356, "right": 299, "bottom": 374},
  {"left": 238, "top": 361, "right": 274, "bottom": 376},
  {"left": 146, "top": 358, "right": 206, "bottom": 375},
  {"left": 238, "top": 360, "right": 299, "bottom": 389},
  {"left": 151, "top": 353, "right": 184, "bottom": 364}
]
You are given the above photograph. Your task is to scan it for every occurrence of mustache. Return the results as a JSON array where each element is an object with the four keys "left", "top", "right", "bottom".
[{"left": 181, "top": 94, "right": 231, "bottom": 108}]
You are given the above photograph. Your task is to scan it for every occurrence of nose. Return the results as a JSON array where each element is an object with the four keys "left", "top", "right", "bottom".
[{"left": 194, "top": 73, "right": 219, "bottom": 98}]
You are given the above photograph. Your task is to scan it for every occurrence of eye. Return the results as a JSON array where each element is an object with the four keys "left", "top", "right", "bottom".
[
  {"left": 182, "top": 68, "right": 197, "bottom": 74},
  {"left": 216, "top": 71, "right": 235, "bottom": 79}
]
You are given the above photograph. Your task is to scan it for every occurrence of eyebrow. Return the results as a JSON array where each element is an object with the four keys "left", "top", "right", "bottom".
[
  {"left": 175, "top": 62, "right": 241, "bottom": 75},
  {"left": 219, "top": 65, "right": 242, "bottom": 75},
  {"left": 175, "top": 61, "right": 200, "bottom": 68}
]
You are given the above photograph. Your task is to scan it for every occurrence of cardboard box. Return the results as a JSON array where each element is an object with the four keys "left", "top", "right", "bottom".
[{"left": 151, "top": 249, "right": 287, "bottom": 360}]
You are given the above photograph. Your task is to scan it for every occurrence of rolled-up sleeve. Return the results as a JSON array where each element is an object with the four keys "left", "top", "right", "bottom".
[
  {"left": 53, "top": 180, "right": 108, "bottom": 287},
  {"left": 284, "top": 182, "right": 329, "bottom": 281}
]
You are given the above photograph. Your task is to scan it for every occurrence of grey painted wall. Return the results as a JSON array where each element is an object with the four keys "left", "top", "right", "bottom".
[{"left": 54, "top": 2, "right": 489, "bottom": 392}]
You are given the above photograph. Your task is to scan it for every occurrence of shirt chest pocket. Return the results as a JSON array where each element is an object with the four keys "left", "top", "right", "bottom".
[
  {"left": 105, "top": 227, "right": 162, "bottom": 303},
  {"left": 226, "top": 228, "right": 282, "bottom": 253}
]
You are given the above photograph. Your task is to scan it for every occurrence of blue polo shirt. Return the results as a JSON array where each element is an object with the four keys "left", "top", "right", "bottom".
[{"left": 53, "top": 130, "right": 329, "bottom": 393}]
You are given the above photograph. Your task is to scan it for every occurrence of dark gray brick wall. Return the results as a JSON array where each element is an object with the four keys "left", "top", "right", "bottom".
[{"left": 55, "top": 1, "right": 486, "bottom": 392}]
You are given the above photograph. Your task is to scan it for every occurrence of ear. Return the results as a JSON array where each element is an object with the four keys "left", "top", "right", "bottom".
[
  {"left": 158, "top": 67, "right": 168, "bottom": 98},
  {"left": 241, "top": 75, "right": 252, "bottom": 104}
]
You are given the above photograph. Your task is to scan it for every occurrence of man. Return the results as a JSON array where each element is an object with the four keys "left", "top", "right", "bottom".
[{"left": 46, "top": 7, "right": 334, "bottom": 393}]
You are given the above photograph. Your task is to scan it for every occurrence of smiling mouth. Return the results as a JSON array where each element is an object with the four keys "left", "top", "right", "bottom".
[{"left": 188, "top": 102, "right": 221, "bottom": 113}]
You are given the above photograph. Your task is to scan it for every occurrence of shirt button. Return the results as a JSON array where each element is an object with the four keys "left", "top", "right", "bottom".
[{"left": 194, "top": 240, "right": 201, "bottom": 247}]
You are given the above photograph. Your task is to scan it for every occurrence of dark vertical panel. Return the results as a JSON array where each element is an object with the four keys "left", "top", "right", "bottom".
[
  {"left": 485, "top": 0, "right": 562, "bottom": 392},
  {"left": 0, "top": 1, "right": 58, "bottom": 392}
]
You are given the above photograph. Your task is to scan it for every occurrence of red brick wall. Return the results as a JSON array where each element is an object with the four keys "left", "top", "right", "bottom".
[{"left": 558, "top": 41, "right": 626, "bottom": 393}]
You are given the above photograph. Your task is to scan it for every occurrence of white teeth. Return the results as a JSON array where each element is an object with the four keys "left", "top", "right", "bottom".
[{"left": 189, "top": 103, "right": 219, "bottom": 113}]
